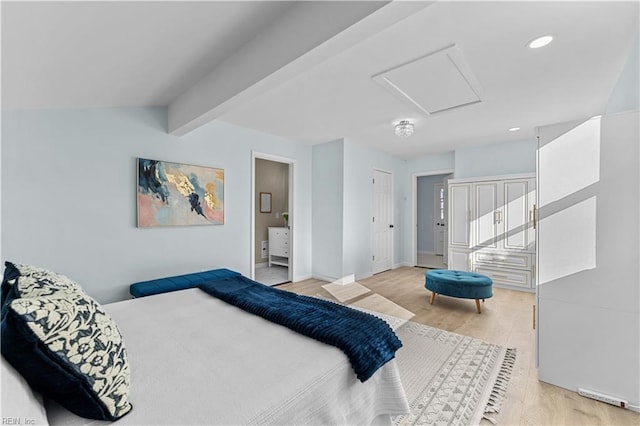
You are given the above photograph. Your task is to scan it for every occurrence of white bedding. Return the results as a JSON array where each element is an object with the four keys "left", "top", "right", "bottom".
[{"left": 46, "top": 288, "right": 409, "bottom": 425}]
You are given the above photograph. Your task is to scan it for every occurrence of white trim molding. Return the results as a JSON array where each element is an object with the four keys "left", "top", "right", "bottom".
[
  {"left": 251, "top": 151, "right": 296, "bottom": 283},
  {"left": 412, "top": 169, "right": 454, "bottom": 267}
]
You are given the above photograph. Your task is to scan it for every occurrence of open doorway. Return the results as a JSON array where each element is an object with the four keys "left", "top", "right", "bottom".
[
  {"left": 412, "top": 170, "right": 454, "bottom": 269},
  {"left": 251, "top": 152, "right": 294, "bottom": 286}
]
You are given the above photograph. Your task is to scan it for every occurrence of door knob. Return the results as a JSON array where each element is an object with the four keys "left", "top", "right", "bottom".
[{"left": 389, "top": 224, "right": 394, "bottom": 228}]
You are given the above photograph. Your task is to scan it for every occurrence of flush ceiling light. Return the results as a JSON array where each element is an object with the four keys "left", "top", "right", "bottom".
[
  {"left": 508, "top": 127, "right": 521, "bottom": 132},
  {"left": 395, "top": 120, "right": 414, "bottom": 138},
  {"left": 528, "top": 35, "right": 554, "bottom": 49}
]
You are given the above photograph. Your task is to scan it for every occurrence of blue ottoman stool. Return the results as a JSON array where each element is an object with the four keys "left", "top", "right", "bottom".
[{"left": 425, "top": 269, "right": 493, "bottom": 314}]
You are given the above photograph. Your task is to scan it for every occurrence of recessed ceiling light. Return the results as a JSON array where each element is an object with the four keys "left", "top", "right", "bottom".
[
  {"left": 528, "top": 35, "right": 553, "bottom": 49},
  {"left": 508, "top": 127, "right": 521, "bottom": 132}
]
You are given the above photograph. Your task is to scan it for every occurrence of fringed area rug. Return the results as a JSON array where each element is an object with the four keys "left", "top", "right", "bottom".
[
  {"left": 393, "top": 321, "right": 516, "bottom": 426},
  {"left": 311, "top": 292, "right": 516, "bottom": 424}
]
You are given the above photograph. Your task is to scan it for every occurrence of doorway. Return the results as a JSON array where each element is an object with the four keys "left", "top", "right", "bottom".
[
  {"left": 412, "top": 170, "right": 454, "bottom": 268},
  {"left": 251, "top": 152, "right": 294, "bottom": 285}
]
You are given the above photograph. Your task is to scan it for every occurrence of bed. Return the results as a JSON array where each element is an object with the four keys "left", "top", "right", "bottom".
[{"left": 1, "top": 263, "right": 409, "bottom": 425}]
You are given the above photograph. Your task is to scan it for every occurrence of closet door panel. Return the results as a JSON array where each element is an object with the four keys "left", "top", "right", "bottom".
[
  {"left": 503, "top": 180, "right": 529, "bottom": 251},
  {"left": 473, "top": 251, "right": 532, "bottom": 269},
  {"left": 473, "top": 265, "right": 531, "bottom": 289},
  {"left": 527, "top": 179, "right": 537, "bottom": 253},
  {"left": 449, "top": 184, "right": 471, "bottom": 247},
  {"left": 474, "top": 182, "right": 498, "bottom": 248},
  {"left": 449, "top": 248, "right": 470, "bottom": 271}
]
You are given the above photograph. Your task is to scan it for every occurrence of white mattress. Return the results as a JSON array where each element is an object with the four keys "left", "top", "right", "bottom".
[{"left": 46, "top": 288, "right": 409, "bottom": 425}]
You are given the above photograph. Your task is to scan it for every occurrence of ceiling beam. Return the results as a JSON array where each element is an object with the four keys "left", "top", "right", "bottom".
[{"left": 168, "top": 1, "right": 432, "bottom": 136}]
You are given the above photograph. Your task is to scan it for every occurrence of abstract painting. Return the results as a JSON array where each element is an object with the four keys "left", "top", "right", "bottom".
[{"left": 137, "top": 158, "right": 224, "bottom": 227}]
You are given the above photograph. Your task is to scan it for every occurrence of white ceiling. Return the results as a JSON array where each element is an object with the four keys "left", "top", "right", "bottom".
[
  {"left": 3, "top": 1, "right": 639, "bottom": 159},
  {"left": 2, "top": 1, "right": 293, "bottom": 108}
]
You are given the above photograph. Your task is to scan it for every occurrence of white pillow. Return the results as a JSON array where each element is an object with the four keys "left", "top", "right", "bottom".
[{"left": 1, "top": 356, "right": 49, "bottom": 425}]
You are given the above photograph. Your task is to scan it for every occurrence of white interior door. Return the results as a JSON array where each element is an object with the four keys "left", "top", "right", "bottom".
[
  {"left": 372, "top": 170, "right": 393, "bottom": 274},
  {"left": 434, "top": 183, "right": 445, "bottom": 255},
  {"left": 443, "top": 177, "right": 450, "bottom": 265}
]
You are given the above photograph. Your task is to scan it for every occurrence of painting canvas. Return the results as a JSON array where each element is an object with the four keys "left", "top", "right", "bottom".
[{"left": 137, "top": 158, "right": 224, "bottom": 227}]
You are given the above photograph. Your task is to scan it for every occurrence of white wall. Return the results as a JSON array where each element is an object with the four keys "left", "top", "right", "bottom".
[
  {"left": 310, "top": 138, "right": 407, "bottom": 281},
  {"left": 406, "top": 151, "right": 455, "bottom": 175},
  {"left": 2, "top": 107, "right": 313, "bottom": 303},
  {"left": 605, "top": 32, "right": 639, "bottom": 114},
  {"left": 405, "top": 140, "right": 535, "bottom": 182},
  {"left": 0, "top": 116, "right": 2, "bottom": 267},
  {"left": 311, "top": 139, "right": 344, "bottom": 281},
  {"left": 537, "top": 111, "right": 639, "bottom": 407},
  {"left": 343, "top": 139, "right": 407, "bottom": 279},
  {"left": 536, "top": 34, "right": 640, "bottom": 407},
  {"left": 454, "top": 139, "right": 536, "bottom": 179}
]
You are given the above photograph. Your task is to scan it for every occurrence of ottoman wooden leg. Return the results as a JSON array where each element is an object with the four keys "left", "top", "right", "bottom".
[
  {"left": 475, "top": 299, "right": 482, "bottom": 314},
  {"left": 430, "top": 292, "right": 437, "bottom": 305}
]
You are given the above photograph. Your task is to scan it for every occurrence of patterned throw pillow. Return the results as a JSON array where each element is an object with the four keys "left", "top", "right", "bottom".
[
  {"left": 2, "top": 261, "right": 70, "bottom": 286},
  {"left": 19, "top": 274, "right": 83, "bottom": 297},
  {"left": 1, "top": 292, "right": 133, "bottom": 420},
  {"left": 2, "top": 262, "right": 83, "bottom": 317}
]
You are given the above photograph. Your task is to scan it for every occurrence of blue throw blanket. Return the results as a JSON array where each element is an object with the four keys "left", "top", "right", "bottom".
[{"left": 199, "top": 276, "right": 402, "bottom": 382}]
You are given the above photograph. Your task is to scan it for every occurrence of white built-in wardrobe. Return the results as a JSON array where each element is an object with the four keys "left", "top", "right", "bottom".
[{"left": 448, "top": 174, "right": 536, "bottom": 291}]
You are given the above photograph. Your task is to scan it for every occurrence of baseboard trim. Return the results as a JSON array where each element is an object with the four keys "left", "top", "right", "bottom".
[
  {"left": 355, "top": 272, "right": 373, "bottom": 281},
  {"left": 331, "top": 274, "right": 355, "bottom": 285},
  {"left": 312, "top": 274, "right": 336, "bottom": 283},
  {"left": 492, "top": 283, "right": 536, "bottom": 293},
  {"left": 293, "top": 274, "right": 312, "bottom": 282}
]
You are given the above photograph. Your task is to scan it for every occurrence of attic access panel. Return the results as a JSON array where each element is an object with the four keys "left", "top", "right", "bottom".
[{"left": 373, "top": 44, "right": 483, "bottom": 115}]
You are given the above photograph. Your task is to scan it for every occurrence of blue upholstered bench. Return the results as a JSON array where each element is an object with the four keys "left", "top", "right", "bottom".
[
  {"left": 425, "top": 269, "right": 493, "bottom": 314},
  {"left": 130, "top": 268, "right": 241, "bottom": 298}
]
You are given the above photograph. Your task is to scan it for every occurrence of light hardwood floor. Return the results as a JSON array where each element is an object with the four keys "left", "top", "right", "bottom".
[{"left": 279, "top": 266, "right": 640, "bottom": 426}]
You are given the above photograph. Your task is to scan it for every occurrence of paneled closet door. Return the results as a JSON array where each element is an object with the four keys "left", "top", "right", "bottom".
[
  {"left": 474, "top": 182, "right": 499, "bottom": 248},
  {"left": 503, "top": 180, "right": 531, "bottom": 251},
  {"left": 448, "top": 184, "right": 471, "bottom": 247}
]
